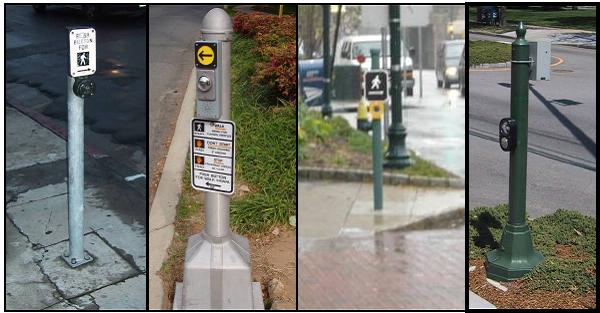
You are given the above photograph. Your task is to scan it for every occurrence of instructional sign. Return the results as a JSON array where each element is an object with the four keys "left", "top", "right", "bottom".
[
  {"left": 190, "top": 119, "right": 235, "bottom": 194},
  {"left": 69, "top": 27, "right": 96, "bottom": 77},
  {"left": 195, "top": 41, "right": 217, "bottom": 69},
  {"left": 365, "top": 70, "right": 388, "bottom": 101}
]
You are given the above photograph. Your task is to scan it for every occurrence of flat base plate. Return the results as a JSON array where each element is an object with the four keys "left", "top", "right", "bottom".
[
  {"left": 173, "top": 282, "right": 263, "bottom": 310},
  {"left": 61, "top": 250, "right": 94, "bottom": 268}
]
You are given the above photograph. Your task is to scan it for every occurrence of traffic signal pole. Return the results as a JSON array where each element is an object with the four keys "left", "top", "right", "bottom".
[
  {"left": 385, "top": 5, "right": 411, "bottom": 168},
  {"left": 321, "top": 5, "right": 332, "bottom": 118},
  {"left": 174, "top": 8, "right": 263, "bottom": 310},
  {"left": 486, "top": 22, "right": 543, "bottom": 281}
]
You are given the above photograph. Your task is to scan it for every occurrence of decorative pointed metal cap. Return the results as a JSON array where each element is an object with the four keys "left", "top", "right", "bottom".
[{"left": 516, "top": 22, "right": 526, "bottom": 38}]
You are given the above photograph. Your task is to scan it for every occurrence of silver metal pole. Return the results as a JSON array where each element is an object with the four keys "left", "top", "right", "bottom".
[
  {"left": 418, "top": 26, "right": 423, "bottom": 98},
  {"left": 63, "top": 76, "right": 92, "bottom": 267},
  {"left": 176, "top": 8, "right": 262, "bottom": 310},
  {"left": 202, "top": 16, "right": 232, "bottom": 239}
]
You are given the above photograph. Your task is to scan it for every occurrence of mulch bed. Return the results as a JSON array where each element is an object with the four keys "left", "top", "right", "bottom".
[{"left": 469, "top": 259, "right": 596, "bottom": 309}]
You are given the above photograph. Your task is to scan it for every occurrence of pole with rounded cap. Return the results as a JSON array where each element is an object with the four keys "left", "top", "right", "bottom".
[
  {"left": 486, "top": 22, "right": 543, "bottom": 282},
  {"left": 174, "top": 8, "right": 263, "bottom": 310}
]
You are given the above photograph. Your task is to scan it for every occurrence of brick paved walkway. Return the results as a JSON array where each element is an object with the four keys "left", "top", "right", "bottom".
[{"left": 299, "top": 227, "right": 465, "bottom": 310}]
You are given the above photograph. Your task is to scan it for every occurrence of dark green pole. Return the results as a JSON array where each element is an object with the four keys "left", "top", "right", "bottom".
[
  {"left": 385, "top": 5, "right": 411, "bottom": 168},
  {"left": 321, "top": 5, "right": 332, "bottom": 118},
  {"left": 486, "top": 22, "right": 543, "bottom": 281},
  {"left": 370, "top": 48, "right": 382, "bottom": 211}
]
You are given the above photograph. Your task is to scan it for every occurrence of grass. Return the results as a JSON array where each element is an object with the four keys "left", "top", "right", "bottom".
[
  {"left": 469, "top": 6, "right": 596, "bottom": 32},
  {"left": 230, "top": 35, "right": 296, "bottom": 233},
  {"left": 469, "top": 40, "right": 511, "bottom": 66},
  {"left": 469, "top": 205, "right": 596, "bottom": 293},
  {"left": 299, "top": 107, "right": 452, "bottom": 178},
  {"left": 159, "top": 34, "right": 296, "bottom": 305}
]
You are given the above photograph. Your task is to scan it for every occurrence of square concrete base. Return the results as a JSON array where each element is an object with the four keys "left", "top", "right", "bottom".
[
  {"left": 172, "top": 231, "right": 264, "bottom": 310},
  {"left": 173, "top": 282, "right": 264, "bottom": 310},
  {"left": 38, "top": 233, "right": 138, "bottom": 298}
]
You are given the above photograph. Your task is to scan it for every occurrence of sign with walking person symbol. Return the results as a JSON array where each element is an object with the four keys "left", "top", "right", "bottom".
[
  {"left": 365, "top": 70, "right": 388, "bottom": 101},
  {"left": 190, "top": 118, "right": 235, "bottom": 194},
  {"left": 69, "top": 27, "right": 96, "bottom": 77}
]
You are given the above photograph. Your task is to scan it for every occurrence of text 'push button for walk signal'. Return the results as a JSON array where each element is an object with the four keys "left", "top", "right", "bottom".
[{"left": 195, "top": 42, "right": 217, "bottom": 68}]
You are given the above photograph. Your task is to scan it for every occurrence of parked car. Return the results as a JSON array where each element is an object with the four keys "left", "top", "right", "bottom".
[
  {"left": 478, "top": 6, "right": 499, "bottom": 26},
  {"left": 459, "top": 47, "right": 465, "bottom": 97},
  {"left": 335, "top": 34, "right": 415, "bottom": 96},
  {"left": 32, "top": 4, "right": 146, "bottom": 19},
  {"left": 436, "top": 39, "right": 465, "bottom": 89}
]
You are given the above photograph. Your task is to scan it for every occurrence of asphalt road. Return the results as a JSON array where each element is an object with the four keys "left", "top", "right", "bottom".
[
  {"left": 469, "top": 33, "right": 596, "bottom": 217},
  {"left": 148, "top": 5, "right": 220, "bottom": 203},
  {"left": 5, "top": 5, "right": 147, "bottom": 172}
]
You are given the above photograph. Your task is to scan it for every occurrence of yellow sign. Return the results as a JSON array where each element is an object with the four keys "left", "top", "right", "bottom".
[
  {"left": 370, "top": 102, "right": 384, "bottom": 120},
  {"left": 196, "top": 44, "right": 215, "bottom": 67}
]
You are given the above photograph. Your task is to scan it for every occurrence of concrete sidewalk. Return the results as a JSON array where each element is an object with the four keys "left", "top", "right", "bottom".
[
  {"left": 471, "top": 27, "right": 596, "bottom": 49},
  {"left": 299, "top": 180, "right": 465, "bottom": 238},
  {"left": 5, "top": 106, "right": 146, "bottom": 310}
]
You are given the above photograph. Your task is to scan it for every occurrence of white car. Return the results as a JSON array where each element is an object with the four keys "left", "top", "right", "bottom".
[{"left": 335, "top": 34, "right": 415, "bottom": 96}]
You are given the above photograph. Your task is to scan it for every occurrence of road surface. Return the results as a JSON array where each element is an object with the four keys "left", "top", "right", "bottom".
[
  {"left": 5, "top": 5, "right": 147, "bottom": 173},
  {"left": 469, "top": 33, "right": 596, "bottom": 217},
  {"left": 148, "top": 5, "right": 220, "bottom": 204}
]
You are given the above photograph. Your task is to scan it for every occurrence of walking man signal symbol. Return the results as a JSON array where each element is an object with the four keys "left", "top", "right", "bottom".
[
  {"left": 365, "top": 71, "right": 388, "bottom": 101},
  {"left": 371, "top": 74, "right": 381, "bottom": 90},
  {"left": 77, "top": 52, "right": 89, "bottom": 66}
]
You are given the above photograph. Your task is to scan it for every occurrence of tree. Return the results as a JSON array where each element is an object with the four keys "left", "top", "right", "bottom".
[
  {"left": 298, "top": 5, "right": 322, "bottom": 59},
  {"left": 499, "top": 6, "right": 507, "bottom": 27}
]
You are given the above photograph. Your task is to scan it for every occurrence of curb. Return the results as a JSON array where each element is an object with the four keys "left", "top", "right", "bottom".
[
  {"left": 470, "top": 61, "right": 511, "bottom": 69},
  {"left": 148, "top": 68, "right": 196, "bottom": 310},
  {"left": 298, "top": 166, "right": 465, "bottom": 189},
  {"left": 469, "top": 30, "right": 597, "bottom": 50}
]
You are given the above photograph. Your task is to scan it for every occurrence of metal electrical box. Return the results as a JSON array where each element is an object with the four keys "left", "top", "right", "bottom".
[{"left": 529, "top": 40, "right": 551, "bottom": 81}]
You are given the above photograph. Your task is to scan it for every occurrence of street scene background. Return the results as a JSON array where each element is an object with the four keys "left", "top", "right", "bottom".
[
  {"left": 298, "top": 5, "right": 466, "bottom": 310},
  {"left": 5, "top": 5, "right": 147, "bottom": 310},
  {"left": 468, "top": 5, "right": 596, "bottom": 309}
]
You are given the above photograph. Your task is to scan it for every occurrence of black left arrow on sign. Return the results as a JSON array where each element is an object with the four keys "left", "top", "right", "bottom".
[{"left": 198, "top": 51, "right": 213, "bottom": 61}]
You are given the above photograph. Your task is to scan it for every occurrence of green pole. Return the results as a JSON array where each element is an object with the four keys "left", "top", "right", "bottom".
[
  {"left": 372, "top": 112, "right": 383, "bottom": 211},
  {"left": 370, "top": 48, "right": 382, "bottom": 211},
  {"left": 486, "top": 22, "right": 543, "bottom": 281},
  {"left": 321, "top": 5, "right": 332, "bottom": 118},
  {"left": 385, "top": 5, "right": 411, "bottom": 168}
]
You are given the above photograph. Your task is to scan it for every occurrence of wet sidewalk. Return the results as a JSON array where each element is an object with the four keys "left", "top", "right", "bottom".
[
  {"left": 298, "top": 180, "right": 465, "bottom": 309},
  {"left": 299, "top": 181, "right": 464, "bottom": 238},
  {"left": 299, "top": 226, "right": 465, "bottom": 310},
  {"left": 5, "top": 106, "right": 146, "bottom": 310}
]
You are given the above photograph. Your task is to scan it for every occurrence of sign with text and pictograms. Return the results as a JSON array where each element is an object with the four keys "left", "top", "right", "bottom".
[
  {"left": 365, "top": 70, "right": 388, "bottom": 101},
  {"left": 195, "top": 41, "right": 217, "bottom": 69},
  {"left": 190, "top": 119, "right": 235, "bottom": 194},
  {"left": 69, "top": 28, "right": 96, "bottom": 77}
]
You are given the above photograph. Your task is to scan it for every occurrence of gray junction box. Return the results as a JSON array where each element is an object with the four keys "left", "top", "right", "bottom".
[{"left": 529, "top": 40, "right": 551, "bottom": 81}]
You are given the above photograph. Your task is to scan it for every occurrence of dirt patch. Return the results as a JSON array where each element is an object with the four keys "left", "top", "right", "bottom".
[
  {"left": 469, "top": 259, "right": 596, "bottom": 309},
  {"left": 555, "top": 244, "right": 589, "bottom": 261},
  {"left": 249, "top": 228, "right": 297, "bottom": 309},
  {"left": 303, "top": 138, "right": 371, "bottom": 169}
]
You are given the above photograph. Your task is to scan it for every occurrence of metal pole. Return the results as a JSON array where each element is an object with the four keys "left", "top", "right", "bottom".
[
  {"left": 177, "top": 8, "right": 262, "bottom": 310},
  {"left": 381, "top": 27, "right": 390, "bottom": 136},
  {"left": 370, "top": 48, "right": 383, "bottom": 211},
  {"left": 418, "top": 26, "right": 423, "bottom": 98},
  {"left": 202, "top": 17, "right": 232, "bottom": 240},
  {"left": 321, "top": 5, "right": 332, "bottom": 118},
  {"left": 63, "top": 76, "right": 92, "bottom": 267},
  {"left": 486, "top": 22, "right": 543, "bottom": 282},
  {"left": 372, "top": 109, "right": 383, "bottom": 211},
  {"left": 385, "top": 5, "right": 411, "bottom": 168}
]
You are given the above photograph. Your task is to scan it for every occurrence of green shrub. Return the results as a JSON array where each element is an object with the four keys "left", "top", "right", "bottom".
[{"left": 233, "top": 12, "right": 296, "bottom": 103}]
